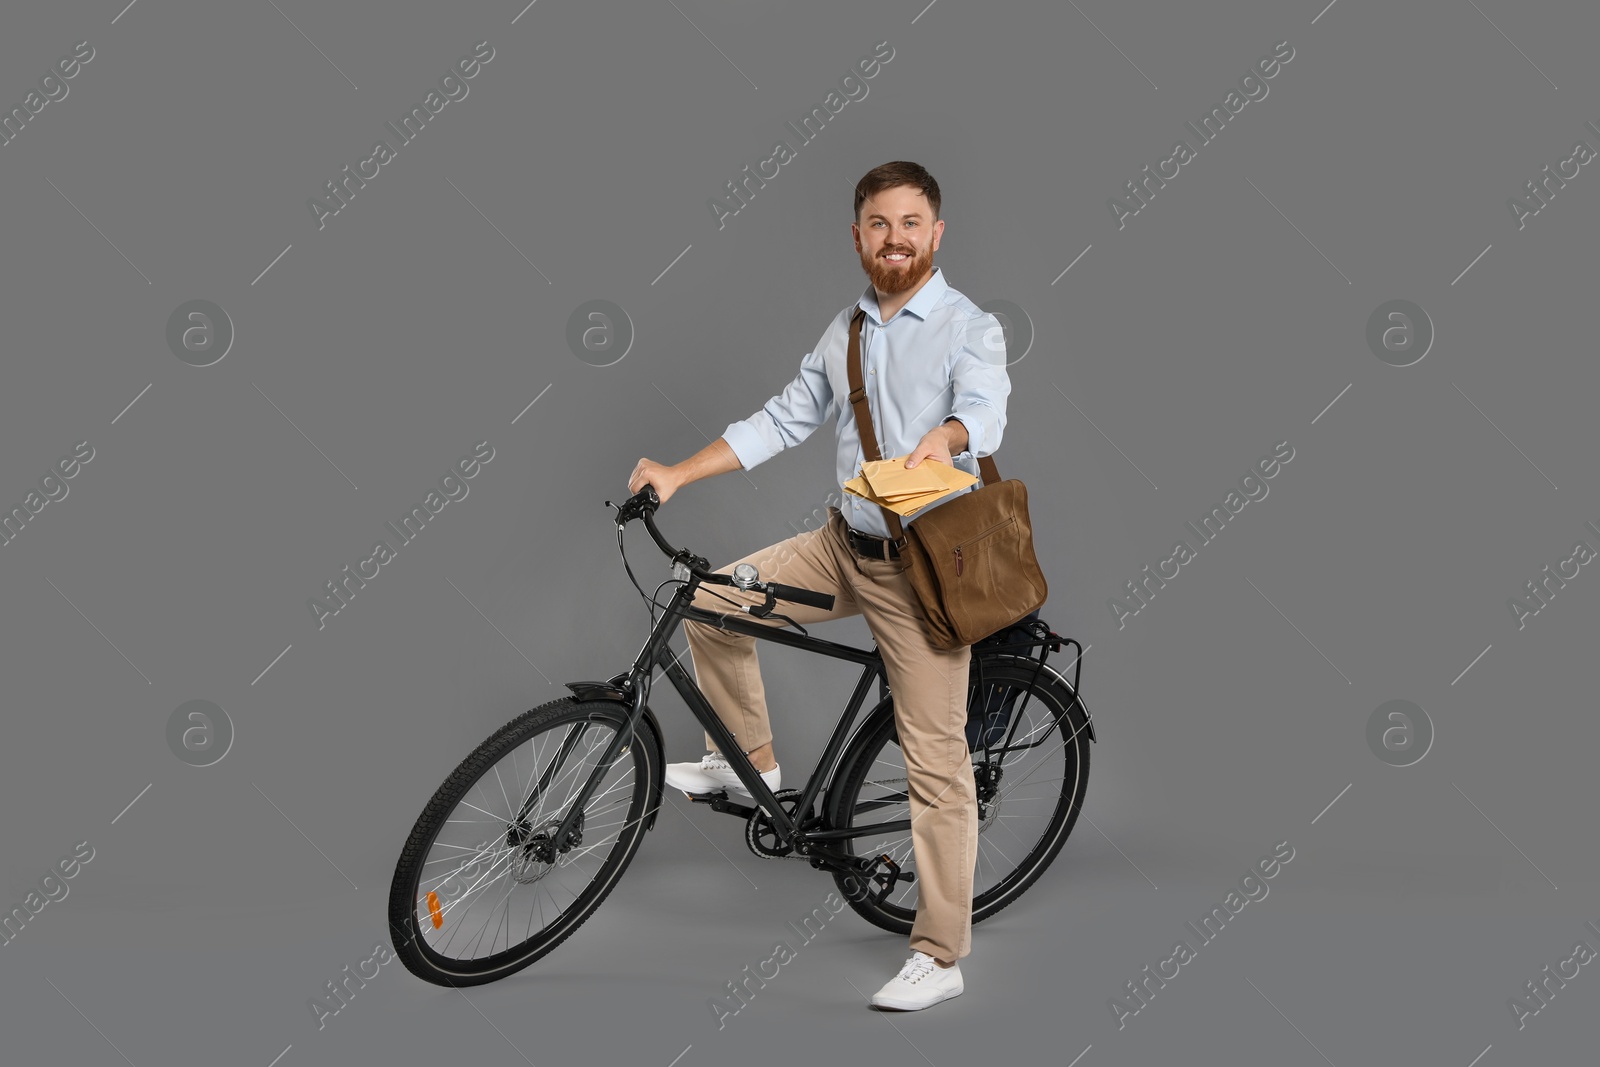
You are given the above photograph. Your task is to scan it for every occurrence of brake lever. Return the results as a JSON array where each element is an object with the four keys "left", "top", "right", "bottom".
[
  {"left": 744, "top": 588, "right": 809, "bottom": 635},
  {"left": 606, "top": 485, "right": 660, "bottom": 525}
]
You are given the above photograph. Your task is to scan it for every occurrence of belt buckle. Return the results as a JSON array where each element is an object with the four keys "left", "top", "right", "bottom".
[
  {"left": 848, "top": 528, "right": 879, "bottom": 560},
  {"left": 859, "top": 531, "right": 890, "bottom": 560}
]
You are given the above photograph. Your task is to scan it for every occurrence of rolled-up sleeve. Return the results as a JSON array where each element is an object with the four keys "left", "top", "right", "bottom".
[
  {"left": 946, "top": 311, "right": 1010, "bottom": 457},
  {"left": 721, "top": 346, "right": 834, "bottom": 471}
]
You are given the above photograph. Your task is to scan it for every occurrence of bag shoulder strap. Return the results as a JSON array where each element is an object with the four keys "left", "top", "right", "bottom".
[{"left": 845, "top": 306, "right": 1001, "bottom": 542}]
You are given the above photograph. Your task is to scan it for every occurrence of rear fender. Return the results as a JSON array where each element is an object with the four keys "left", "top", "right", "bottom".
[{"left": 976, "top": 654, "right": 1097, "bottom": 743}]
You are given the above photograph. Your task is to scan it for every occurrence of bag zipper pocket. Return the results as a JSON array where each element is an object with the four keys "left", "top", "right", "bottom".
[{"left": 953, "top": 516, "right": 1015, "bottom": 577}]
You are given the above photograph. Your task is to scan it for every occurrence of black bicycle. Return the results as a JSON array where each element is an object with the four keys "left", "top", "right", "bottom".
[{"left": 387, "top": 485, "right": 1096, "bottom": 986}]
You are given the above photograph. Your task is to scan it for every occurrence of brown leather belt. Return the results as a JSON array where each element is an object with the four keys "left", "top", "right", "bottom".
[{"left": 845, "top": 525, "right": 901, "bottom": 560}]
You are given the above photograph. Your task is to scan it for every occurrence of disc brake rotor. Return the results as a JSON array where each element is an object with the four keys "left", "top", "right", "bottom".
[{"left": 506, "top": 813, "right": 584, "bottom": 883}]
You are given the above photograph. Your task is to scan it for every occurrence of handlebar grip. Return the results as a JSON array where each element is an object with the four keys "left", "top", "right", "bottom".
[{"left": 768, "top": 582, "right": 834, "bottom": 611}]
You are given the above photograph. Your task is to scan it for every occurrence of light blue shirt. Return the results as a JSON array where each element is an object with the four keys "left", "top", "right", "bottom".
[{"left": 721, "top": 266, "right": 1010, "bottom": 540}]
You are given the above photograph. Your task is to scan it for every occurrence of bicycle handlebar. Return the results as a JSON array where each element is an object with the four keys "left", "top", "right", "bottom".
[
  {"left": 764, "top": 582, "right": 835, "bottom": 611},
  {"left": 611, "top": 485, "right": 836, "bottom": 613}
]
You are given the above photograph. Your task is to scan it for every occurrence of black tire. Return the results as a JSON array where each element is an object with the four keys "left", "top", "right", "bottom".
[
  {"left": 388, "top": 697, "right": 658, "bottom": 986},
  {"left": 824, "top": 658, "right": 1091, "bottom": 934}
]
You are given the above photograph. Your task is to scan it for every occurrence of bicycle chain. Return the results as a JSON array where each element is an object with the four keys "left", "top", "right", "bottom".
[
  {"left": 756, "top": 848, "right": 812, "bottom": 862},
  {"left": 743, "top": 779, "right": 914, "bottom": 863},
  {"left": 747, "top": 754, "right": 1012, "bottom": 863},
  {"left": 749, "top": 775, "right": 1002, "bottom": 862}
]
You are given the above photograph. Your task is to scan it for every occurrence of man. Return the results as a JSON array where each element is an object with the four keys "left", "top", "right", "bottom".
[{"left": 627, "top": 161, "right": 1008, "bottom": 1011}]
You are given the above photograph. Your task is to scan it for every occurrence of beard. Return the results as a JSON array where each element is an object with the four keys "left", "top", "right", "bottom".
[{"left": 859, "top": 240, "right": 935, "bottom": 295}]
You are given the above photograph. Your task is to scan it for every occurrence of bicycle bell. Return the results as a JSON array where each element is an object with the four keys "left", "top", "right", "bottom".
[{"left": 731, "top": 563, "right": 759, "bottom": 590}]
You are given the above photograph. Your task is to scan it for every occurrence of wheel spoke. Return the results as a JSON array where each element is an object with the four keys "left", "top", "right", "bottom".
[{"left": 492, "top": 764, "right": 515, "bottom": 824}]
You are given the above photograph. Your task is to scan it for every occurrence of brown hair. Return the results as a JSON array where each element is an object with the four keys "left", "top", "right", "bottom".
[{"left": 854, "top": 161, "right": 941, "bottom": 222}]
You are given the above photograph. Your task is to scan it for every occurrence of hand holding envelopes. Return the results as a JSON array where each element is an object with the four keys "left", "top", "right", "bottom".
[{"left": 842, "top": 455, "right": 979, "bottom": 517}]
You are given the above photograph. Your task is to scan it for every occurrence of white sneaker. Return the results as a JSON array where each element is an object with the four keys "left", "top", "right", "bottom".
[
  {"left": 869, "top": 951, "right": 964, "bottom": 1011},
  {"left": 664, "top": 751, "right": 780, "bottom": 797}
]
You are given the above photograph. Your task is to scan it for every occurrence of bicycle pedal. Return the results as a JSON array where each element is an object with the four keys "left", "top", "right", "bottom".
[
  {"left": 881, "top": 853, "right": 916, "bottom": 885},
  {"left": 861, "top": 853, "right": 915, "bottom": 907},
  {"left": 684, "top": 791, "right": 757, "bottom": 818}
]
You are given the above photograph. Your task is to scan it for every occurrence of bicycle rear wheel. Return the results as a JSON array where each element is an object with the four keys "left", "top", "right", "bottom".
[
  {"left": 824, "top": 658, "right": 1090, "bottom": 934},
  {"left": 388, "top": 697, "right": 658, "bottom": 986}
]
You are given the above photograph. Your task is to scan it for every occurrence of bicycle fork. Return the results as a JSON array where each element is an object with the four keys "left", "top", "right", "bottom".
[{"left": 531, "top": 583, "right": 700, "bottom": 855}]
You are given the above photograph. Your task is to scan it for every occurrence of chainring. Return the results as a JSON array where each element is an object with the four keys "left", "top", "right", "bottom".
[{"left": 743, "top": 789, "right": 814, "bottom": 860}]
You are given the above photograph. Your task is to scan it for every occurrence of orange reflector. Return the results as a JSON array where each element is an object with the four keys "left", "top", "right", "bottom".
[{"left": 426, "top": 891, "right": 443, "bottom": 929}]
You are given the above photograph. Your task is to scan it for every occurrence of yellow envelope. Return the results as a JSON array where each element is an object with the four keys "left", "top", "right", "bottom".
[
  {"left": 862, "top": 455, "right": 976, "bottom": 497},
  {"left": 842, "top": 455, "right": 978, "bottom": 517}
]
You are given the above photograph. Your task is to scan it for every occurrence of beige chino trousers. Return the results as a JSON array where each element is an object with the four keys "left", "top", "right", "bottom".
[{"left": 681, "top": 506, "right": 979, "bottom": 962}]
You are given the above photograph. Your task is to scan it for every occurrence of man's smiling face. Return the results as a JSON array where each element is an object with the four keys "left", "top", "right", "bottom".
[{"left": 854, "top": 185, "right": 945, "bottom": 296}]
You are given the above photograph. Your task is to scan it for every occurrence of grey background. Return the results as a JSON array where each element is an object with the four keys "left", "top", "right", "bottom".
[{"left": 1, "top": 1, "right": 1595, "bottom": 1064}]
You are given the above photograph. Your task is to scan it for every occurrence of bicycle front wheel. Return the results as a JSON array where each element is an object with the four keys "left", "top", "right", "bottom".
[
  {"left": 824, "top": 658, "right": 1091, "bottom": 934},
  {"left": 387, "top": 697, "right": 658, "bottom": 986}
]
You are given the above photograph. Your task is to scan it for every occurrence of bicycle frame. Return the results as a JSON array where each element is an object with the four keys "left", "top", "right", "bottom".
[
  {"left": 541, "top": 489, "right": 1093, "bottom": 884},
  {"left": 550, "top": 570, "right": 910, "bottom": 874}
]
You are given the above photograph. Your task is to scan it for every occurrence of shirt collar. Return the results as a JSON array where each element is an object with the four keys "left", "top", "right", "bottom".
[{"left": 858, "top": 265, "right": 948, "bottom": 326}]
